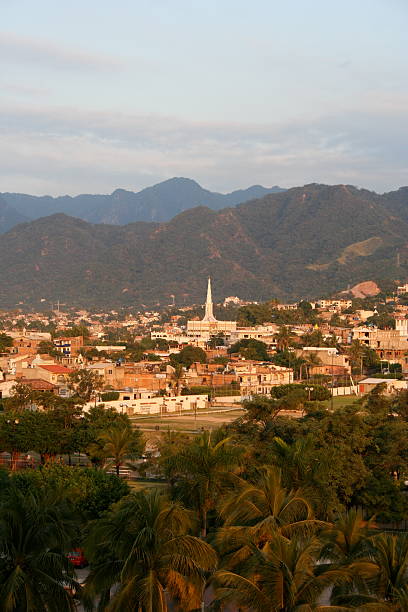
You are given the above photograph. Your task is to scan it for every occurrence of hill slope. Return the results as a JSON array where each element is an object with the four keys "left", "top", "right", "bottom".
[
  {"left": 1, "top": 178, "right": 283, "bottom": 227},
  {"left": 0, "top": 196, "right": 28, "bottom": 234},
  {"left": 0, "top": 184, "right": 407, "bottom": 308}
]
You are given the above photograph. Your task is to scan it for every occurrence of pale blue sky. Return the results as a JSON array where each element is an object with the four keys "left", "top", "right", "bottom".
[{"left": 1, "top": 0, "right": 407, "bottom": 195}]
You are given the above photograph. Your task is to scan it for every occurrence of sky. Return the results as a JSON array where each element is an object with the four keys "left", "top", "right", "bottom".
[{"left": 1, "top": 0, "right": 407, "bottom": 195}]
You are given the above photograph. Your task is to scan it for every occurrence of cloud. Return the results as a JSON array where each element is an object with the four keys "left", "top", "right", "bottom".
[
  {"left": 0, "top": 103, "right": 407, "bottom": 195},
  {"left": 0, "top": 32, "right": 124, "bottom": 72}
]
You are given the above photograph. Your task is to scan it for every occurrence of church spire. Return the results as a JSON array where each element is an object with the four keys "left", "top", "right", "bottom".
[{"left": 202, "top": 277, "right": 217, "bottom": 322}]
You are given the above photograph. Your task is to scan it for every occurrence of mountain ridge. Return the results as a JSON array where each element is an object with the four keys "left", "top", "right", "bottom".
[
  {"left": 0, "top": 183, "right": 407, "bottom": 308},
  {"left": 1, "top": 177, "right": 284, "bottom": 229}
]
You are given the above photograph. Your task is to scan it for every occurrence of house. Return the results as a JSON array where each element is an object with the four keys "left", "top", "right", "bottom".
[
  {"left": 358, "top": 378, "right": 407, "bottom": 395},
  {"left": 53, "top": 336, "right": 83, "bottom": 358},
  {"left": 86, "top": 394, "right": 209, "bottom": 416},
  {"left": 20, "top": 364, "right": 74, "bottom": 395},
  {"left": 232, "top": 361, "right": 293, "bottom": 397}
]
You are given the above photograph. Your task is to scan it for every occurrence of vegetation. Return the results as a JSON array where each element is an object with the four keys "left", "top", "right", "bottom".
[
  {"left": 1, "top": 184, "right": 408, "bottom": 308},
  {"left": 228, "top": 338, "right": 269, "bottom": 360},
  {"left": 0, "top": 382, "right": 407, "bottom": 610}
]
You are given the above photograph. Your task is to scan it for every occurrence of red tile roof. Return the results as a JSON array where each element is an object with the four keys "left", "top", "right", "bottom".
[
  {"left": 19, "top": 378, "right": 57, "bottom": 390},
  {"left": 39, "top": 365, "right": 74, "bottom": 374}
]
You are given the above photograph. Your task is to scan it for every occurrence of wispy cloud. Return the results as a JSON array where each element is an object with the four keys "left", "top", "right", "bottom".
[
  {"left": 0, "top": 103, "right": 407, "bottom": 195},
  {"left": 0, "top": 32, "right": 124, "bottom": 72}
]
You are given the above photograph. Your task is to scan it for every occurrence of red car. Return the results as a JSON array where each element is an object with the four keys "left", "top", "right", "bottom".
[{"left": 67, "top": 548, "right": 88, "bottom": 569}]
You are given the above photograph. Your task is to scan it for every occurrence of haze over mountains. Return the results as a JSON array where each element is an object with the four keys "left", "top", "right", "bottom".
[
  {"left": 0, "top": 178, "right": 284, "bottom": 232},
  {"left": 0, "top": 183, "right": 407, "bottom": 309}
]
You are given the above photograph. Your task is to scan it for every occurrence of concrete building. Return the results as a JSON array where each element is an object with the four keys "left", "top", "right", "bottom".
[
  {"left": 89, "top": 394, "right": 209, "bottom": 416},
  {"left": 298, "top": 347, "right": 351, "bottom": 375},
  {"left": 233, "top": 361, "right": 293, "bottom": 397},
  {"left": 186, "top": 279, "right": 237, "bottom": 343},
  {"left": 351, "top": 326, "right": 408, "bottom": 373},
  {"left": 53, "top": 336, "right": 84, "bottom": 358},
  {"left": 358, "top": 378, "right": 407, "bottom": 395},
  {"left": 397, "top": 283, "right": 408, "bottom": 295}
]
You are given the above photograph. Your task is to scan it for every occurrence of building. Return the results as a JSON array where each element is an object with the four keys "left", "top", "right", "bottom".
[
  {"left": 53, "top": 336, "right": 84, "bottom": 359},
  {"left": 19, "top": 364, "right": 73, "bottom": 395},
  {"left": 316, "top": 299, "right": 352, "bottom": 311},
  {"left": 358, "top": 378, "right": 407, "bottom": 395},
  {"left": 233, "top": 361, "right": 293, "bottom": 397},
  {"left": 351, "top": 326, "right": 408, "bottom": 374},
  {"left": 297, "top": 347, "right": 351, "bottom": 376},
  {"left": 88, "top": 394, "right": 209, "bottom": 416},
  {"left": 397, "top": 283, "right": 408, "bottom": 295},
  {"left": 186, "top": 279, "right": 237, "bottom": 343},
  {"left": 86, "top": 361, "right": 169, "bottom": 393}
]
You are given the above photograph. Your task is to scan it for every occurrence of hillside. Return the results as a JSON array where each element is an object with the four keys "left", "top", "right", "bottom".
[
  {"left": 1, "top": 178, "right": 283, "bottom": 227},
  {"left": 0, "top": 196, "right": 28, "bottom": 234},
  {"left": 0, "top": 183, "right": 407, "bottom": 308}
]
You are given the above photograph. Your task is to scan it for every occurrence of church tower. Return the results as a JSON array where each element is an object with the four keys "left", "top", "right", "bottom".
[{"left": 202, "top": 277, "right": 217, "bottom": 322}]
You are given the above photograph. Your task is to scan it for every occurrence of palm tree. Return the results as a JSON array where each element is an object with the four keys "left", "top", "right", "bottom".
[
  {"left": 0, "top": 485, "right": 79, "bottom": 612},
  {"left": 319, "top": 509, "right": 376, "bottom": 606},
  {"left": 169, "top": 363, "right": 184, "bottom": 396},
  {"left": 216, "top": 465, "right": 326, "bottom": 571},
  {"left": 96, "top": 423, "right": 142, "bottom": 477},
  {"left": 270, "top": 435, "right": 318, "bottom": 489},
  {"left": 303, "top": 351, "right": 322, "bottom": 380},
  {"left": 164, "top": 430, "right": 243, "bottom": 537},
  {"left": 347, "top": 340, "right": 365, "bottom": 376},
  {"left": 219, "top": 465, "right": 323, "bottom": 538},
  {"left": 347, "top": 533, "right": 408, "bottom": 610},
  {"left": 274, "top": 326, "right": 294, "bottom": 352},
  {"left": 321, "top": 509, "right": 375, "bottom": 568},
  {"left": 211, "top": 533, "right": 351, "bottom": 611},
  {"left": 84, "top": 489, "right": 217, "bottom": 612}
]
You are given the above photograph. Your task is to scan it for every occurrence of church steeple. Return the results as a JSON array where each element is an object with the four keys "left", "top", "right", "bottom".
[{"left": 202, "top": 277, "right": 217, "bottom": 322}]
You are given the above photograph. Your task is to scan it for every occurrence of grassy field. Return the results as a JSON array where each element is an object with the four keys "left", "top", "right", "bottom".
[
  {"left": 130, "top": 395, "right": 360, "bottom": 434},
  {"left": 130, "top": 409, "right": 245, "bottom": 432},
  {"left": 322, "top": 394, "right": 359, "bottom": 410},
  {"left": 128, "top": 480, "right": 167, "bottom": 491}
]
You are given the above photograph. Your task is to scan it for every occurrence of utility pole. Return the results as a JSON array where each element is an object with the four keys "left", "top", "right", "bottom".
[{"left": 330, "top": 351, "right": 334, "bottom": 411}]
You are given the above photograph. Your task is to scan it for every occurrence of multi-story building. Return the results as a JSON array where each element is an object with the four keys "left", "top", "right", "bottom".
[
  {"left": 53, "top": 336, "right": 84, "bottom": 358},
  {"left": 351, "top": 325, "right": 408, "bottom": 373},
  {"left": 233, "top": 361, "right": 293, "bottom": 396}
]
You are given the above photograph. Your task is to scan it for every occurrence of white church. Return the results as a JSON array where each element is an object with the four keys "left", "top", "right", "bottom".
[{"left": 186, "top": 278, "right": 237, "bottom": 343}]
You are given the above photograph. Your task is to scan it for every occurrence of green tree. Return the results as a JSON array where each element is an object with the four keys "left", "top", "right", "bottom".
[
  {"left": 240, "top": 395, "right": 291, "bottom": 431},
  {"left": 68, "top": 369, "right": 104, "bottom": 402},
  {"left": 170, "top": 345, "right": 207, "bottom": 368},
  {"left": 212, "top": 533, "right": 348, "bottom": 612},
  {"left": 5, "top": 382, "right": 34, "bottom": 412},
  {"left": 85, "top": 489, "right": 217, "bottom": 612},
  {"left": 0, "top": 333, "right": 13, "bottom": 353},
  {"left": 0, "top": 484, "right": 79, "bottom": 612},
  {"left": 164, "top": 430, "right": 242, "bottom": 537},
  {"left": 274, "top": 326, "right": 294, "bottom": 352},
  {"left": 96, "top": 422, "right": 144, "bottom": 477},
  {"left": 228, "top": 339, "right": 269, "bottom": 361},
  {"left": 37, "top": 340, "right": 60, "bottom": 357},
  {"left": 301, "top": 329, "right": 326, "bottom": 347},
  {"left": 11, "top": 463, "right": 129, "bottom": 520},
  {"left": 218, "top": 465, "right": 324, "bottom": 553},
  {"left": 347, "top": 339, "right": 365, "bottom": 375}
]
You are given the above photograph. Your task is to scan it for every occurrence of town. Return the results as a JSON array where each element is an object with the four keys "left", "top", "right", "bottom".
[
  {"left": 1, "top": 281, "right": 408, "bottom": 610},
  {"left": 1, "top": 278, "right": 407, "bottom": 420}
]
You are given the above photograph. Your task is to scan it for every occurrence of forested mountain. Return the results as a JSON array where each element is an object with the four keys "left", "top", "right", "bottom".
[
  {"left": 1, "top": 178, "right": 283, "bottom": 227},
  {"left": 0, "top": 195, "right": 28, "bottom": 234},
  {"left": 0, "top": 183, "right": 407, "bottom": 308},
  {"left": 380, "top": 186, "right": 408, "bottom": 223}
]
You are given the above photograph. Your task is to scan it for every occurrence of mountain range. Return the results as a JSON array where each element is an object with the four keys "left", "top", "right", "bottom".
[
  {"left": 0, "top": 183, "right": 407, "bottom": 309},
  {"left": 0, "top": 178, "right": 284, "bottom": 232}
]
